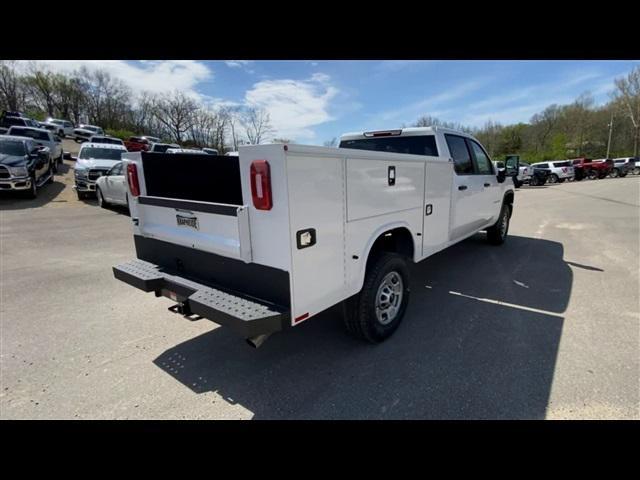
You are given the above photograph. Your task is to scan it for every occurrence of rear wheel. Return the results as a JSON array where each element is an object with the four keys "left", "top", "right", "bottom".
[
  {"left": 610, "top": 168, "right": 619, "bottom": 178},
  {"left": 548, "top": 173, "right": 559, "bottom": 184},
  {"left": 633, "top": 167, "right": 640, "bottom": 175},
  {"left": 530, "top": 176, "right": 539, "bottom": 186},
  {"left": 487, "top": 203, "right": 511, "bottom": 245},
  {"left": 587, "top": 170, "right": 598, "bottom": 180},
  {"left": 343, "top": 252, "right": 410, "bottom": 343}
]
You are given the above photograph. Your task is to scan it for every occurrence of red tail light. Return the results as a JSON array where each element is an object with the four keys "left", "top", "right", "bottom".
[
  {"left": 127, "top": 163, "right": 140, "bottom": 197},
  {"left": 250, "top": 160, "right": 272, "bottom": 210}
]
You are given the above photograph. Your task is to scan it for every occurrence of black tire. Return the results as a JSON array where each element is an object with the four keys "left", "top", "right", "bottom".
[
  {"left": 513, "top": 178, "right": 522, "bottom": 188},
  {"left": 529, "top": 176, "right": 538, "bottom": 186},
  {"left": 46, "top": 165, "right": 54, "bottom": 184},
  {"left": 51, "top": 159, "right": 58, "bottom": 174},
  {"left": 96, "top": 187, "right": 107, "bottom": 208},
  {"left": 620, "top": 172, "right": 627, "bottom": 178},
  {"left": 26, "top": 175, "right": 37, "bottom": 199},
  {"left": 610, "top": 168, "right": 619, "bottom": 178},
  {"left": 343, "top": 252, "right": 410, "bottom": 343},
  {"left": 76, "top": 190, "right": 87, "bottom": 200},
  {"left": 633, "top": 167, "right": 640, "bottom": 175},
  {"left": 486, "top": 202, "right": 511, "bottom": 245},
  {"left": 558, "top": 178, "right": 566, "bottom": 183},
  {"left": 549, "top": 173, "right": 559, "bottom": 184},
  {"left": 587, "top": 170, "right": 598, "bottom": 180}
]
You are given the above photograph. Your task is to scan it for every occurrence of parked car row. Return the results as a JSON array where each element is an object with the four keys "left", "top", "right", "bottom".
[{"left": 496, "top": 155, "right": 639, "bottom": 189}]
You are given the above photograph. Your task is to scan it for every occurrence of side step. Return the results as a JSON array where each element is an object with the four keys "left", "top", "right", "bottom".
[{"left": 113, "top": 259, "right": 289, "bottom": 338}]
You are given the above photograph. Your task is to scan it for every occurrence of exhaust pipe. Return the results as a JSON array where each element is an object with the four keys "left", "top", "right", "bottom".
[{"left": 246, "top": 333, "right": 272, "bottom": 349}]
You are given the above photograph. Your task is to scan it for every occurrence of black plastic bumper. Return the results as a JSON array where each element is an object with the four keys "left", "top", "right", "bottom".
[{"left": 113, "top": 259, "right": 289, "bottom": 338}]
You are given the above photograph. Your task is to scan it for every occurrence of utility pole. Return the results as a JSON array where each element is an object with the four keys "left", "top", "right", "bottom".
[{"left": 606, "top": 110, "right": 614, "bottom": 158}]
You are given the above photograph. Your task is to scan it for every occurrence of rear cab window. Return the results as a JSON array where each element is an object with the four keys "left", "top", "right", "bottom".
[{"left": 339, "top": 135, "right": 439, "bottom": 157}]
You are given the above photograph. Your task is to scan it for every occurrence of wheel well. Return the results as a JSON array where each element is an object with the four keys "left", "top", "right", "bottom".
[
  {"left": 367, "top": 227, "right": 414, "bottom": 267},
  {"left": 504, "top": 191, "right": 514, "bottom": 207}
]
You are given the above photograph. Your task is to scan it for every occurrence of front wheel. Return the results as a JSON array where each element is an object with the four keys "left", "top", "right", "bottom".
[
  {"left": 633, "top": 167, "right": 640, "bottom": 175},
  {"left": 486, "top": 203, "right": 511, "bottom": 245},
  {"left": 26, "top": 175, "right": 37, "bottom": 199},
  {"left": 97, "top": 187, "right": 107, "bottom": 208},
  {"left": 343, "top": 253, "right": 410, "bottom": 343}
]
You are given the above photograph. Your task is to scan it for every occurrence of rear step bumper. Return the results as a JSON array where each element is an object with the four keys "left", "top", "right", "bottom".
[{"left": 113, "top": 259, "right": 289, "bottom": 338}]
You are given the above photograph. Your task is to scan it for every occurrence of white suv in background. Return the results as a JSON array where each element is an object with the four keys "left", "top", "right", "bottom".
[{"left": 530, "top": 160, "right": 575, "bottom": 183}]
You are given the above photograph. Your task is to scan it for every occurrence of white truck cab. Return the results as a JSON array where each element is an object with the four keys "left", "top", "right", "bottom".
[{"left": 113, "top": 127, "right": 515, "bottom": 347}]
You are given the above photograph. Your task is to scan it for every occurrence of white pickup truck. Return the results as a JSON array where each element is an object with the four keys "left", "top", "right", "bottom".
[{"left": 113, "top": 127, "right": 515, "bottom": 347}]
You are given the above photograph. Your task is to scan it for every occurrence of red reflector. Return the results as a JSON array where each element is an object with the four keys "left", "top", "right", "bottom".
[
  {"left": 294, "top": 312, "right": 309, "bottom": 323},
  {"left": 127, "top": 163, "right": 140, "bottom": 197},
  {"left": 250, "top": 160, "right": 272, "bottom": 211}
]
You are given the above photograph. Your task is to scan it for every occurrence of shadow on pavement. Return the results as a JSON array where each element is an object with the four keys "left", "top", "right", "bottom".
[
  {"left": 0, "top": 180, "right": 66, "bottom": 210},
  {"left": 154, "top": 234, "right": 572, "bottom": 419}
]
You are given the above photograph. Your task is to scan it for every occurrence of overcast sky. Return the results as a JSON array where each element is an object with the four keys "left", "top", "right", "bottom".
[{"left": 26, "top": 60, "right": 640, "bottom": 144}]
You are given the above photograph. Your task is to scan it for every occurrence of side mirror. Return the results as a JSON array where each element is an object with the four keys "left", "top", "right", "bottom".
[
  {"left": 38, "top": 146, "right": 51, "bottom": 157},
  {"left": 497, "top": 169, "right": 506, "bottom": 183},
  {"left": 504, "top": 155, "right": 520, "bottom": 176}
]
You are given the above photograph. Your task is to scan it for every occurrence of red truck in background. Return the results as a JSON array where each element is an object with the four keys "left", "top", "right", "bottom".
[
  {"left": 123, "top": 136, "right": 159, "bottom": 152},
  {"left": 571, "top": 158, "right": 614, "bottom": 180}
]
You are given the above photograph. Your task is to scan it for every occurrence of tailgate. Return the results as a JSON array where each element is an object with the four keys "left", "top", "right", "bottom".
[
  {"left": 132, "top": 151, "right": 251, "bottom": 262},
  {"left": 136, "top": 196, "right": 252, "bottom": 262}
]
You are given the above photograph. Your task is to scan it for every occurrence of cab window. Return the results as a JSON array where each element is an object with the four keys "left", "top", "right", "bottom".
[
  {"left": 445, "top": 134, "right": 474, "bottom": 175},
  {"left": 468, "top": 139, "right": 493, "bottom": 174}
]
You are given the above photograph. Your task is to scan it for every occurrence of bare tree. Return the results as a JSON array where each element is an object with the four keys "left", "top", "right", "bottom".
[
  {"left": 613, "top": 66, "right": 640, "bottom": 156},
  {"left": 0, "top": 60, "right": 24, "bottom": 111},
  {"left": 241, "top": 107, "right": 274, "bottom": 145},
  {"left": 151, "top": 91, "right": 199, "bottom": 143},
  {"left": 25, "top": 65, "right": 58, "bottom": 117}
]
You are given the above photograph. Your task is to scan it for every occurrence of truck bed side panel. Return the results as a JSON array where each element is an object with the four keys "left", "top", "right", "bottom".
[
  {"left": 286, "top": 153, "right": 346, "bottom": 322},
  {"left": 422, "top": 160, "right": 453, "bottom": 257},
  {"left": 346, "top": 158, "right": 425, "bottom": 221}
]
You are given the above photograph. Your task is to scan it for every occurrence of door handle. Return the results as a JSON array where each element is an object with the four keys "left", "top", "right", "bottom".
[
  {"left": 484, "top": 183, "right": 491, "bottom": 187},
  {"left": 458, "top": 185, "right": 467, "bottom": 191}
]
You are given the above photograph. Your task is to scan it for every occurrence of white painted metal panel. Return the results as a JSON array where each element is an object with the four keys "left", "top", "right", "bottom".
[
  {"left": 286, "top": 154, "right": 346, "bottom": 322},
  {"left": 136, "top": 202, "right": 251, "bottom": 261},
  {"left": 422, "top": 160, "right": 453, "bottom": 257},
  {"left": 346, "top": 158, "right": 425, "bottom": 222},
  {"left": 238, "top": 144, "right": 293, "bottom": 272}
]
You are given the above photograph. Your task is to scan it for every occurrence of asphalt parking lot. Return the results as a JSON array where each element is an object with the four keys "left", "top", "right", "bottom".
[{"left": 1, "top": 149, "right": 639, "bottom": 419}]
